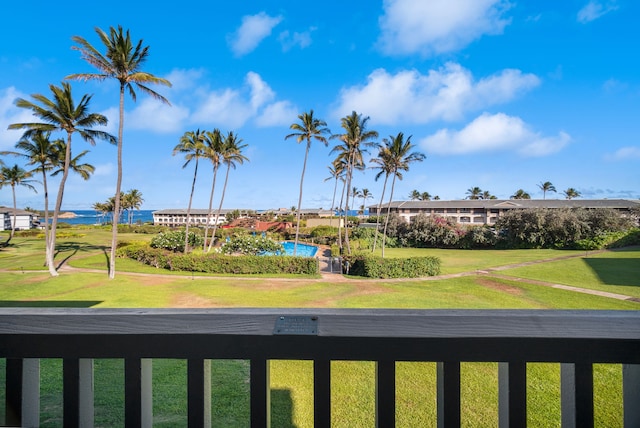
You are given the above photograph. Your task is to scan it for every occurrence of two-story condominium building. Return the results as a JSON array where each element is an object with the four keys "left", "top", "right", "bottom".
[
  {"left": 0, "top": 207, "right": 39, "bottom": 231},
  {"left": 152, "top": 209, "right": 236, "bottom": 227},
  {"left": 368, "top": 199, "right": 640, "bottom": 225}
]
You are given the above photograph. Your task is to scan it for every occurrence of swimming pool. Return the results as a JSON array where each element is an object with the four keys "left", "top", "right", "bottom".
[{"left": 262, "top": 241, "right": 318, "bottom": 257}]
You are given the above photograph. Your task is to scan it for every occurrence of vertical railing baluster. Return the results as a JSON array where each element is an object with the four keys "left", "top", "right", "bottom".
[
  {"left": 63, "top": 358, "right": 94, "bottom": 428},
  {"left": 561, "top": 362, "right": 594, "bottom": 428},
  {"left": 437, "top": 361, "right": 460, "bottom": 428},
  {"left": 376, "top": 360, "right": 396, "bottom": 428},
  {"left": 498, "top": 361, "right": 527, "bottom": 427},
  {"left": 124, "top": 358, "right": 152, "bottom": 428},
  {"left": 314, "top": 359, "right": 331, "bottom": 428},
  {"left": 250, "top": 358, "right": 271, "bottom": 428},
  {"left": 22, "top": 358, "right": 40, "bottom": 428},
  {"left": 5, "top": 358, "right": 23, "bottom": 427},
  {"left": 623, "top": 364, "right": 640, "bottom": 427},
  {"left": 188, "top": 359, "right": 211, "bottom": 428}
]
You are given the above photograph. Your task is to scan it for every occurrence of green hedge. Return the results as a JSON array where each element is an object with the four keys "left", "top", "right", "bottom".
[
  {"left": 342, "top": 254, "right": 441, "bottom": 278},
  {"left": 117, "top": 244, "right": 318, "bottom": 275}
]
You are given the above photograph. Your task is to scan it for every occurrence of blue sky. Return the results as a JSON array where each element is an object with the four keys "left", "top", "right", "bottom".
[{"left": 1, "top": 0, "right": 638, "bottom": 211}]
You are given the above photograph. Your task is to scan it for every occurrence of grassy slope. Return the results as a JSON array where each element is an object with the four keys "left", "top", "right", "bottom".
[{"left": 0, "top": 230, "right": 638, "bottom": 426}]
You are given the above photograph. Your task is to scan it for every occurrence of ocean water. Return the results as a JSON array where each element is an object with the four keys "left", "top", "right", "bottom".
[{"left": 51, "top": 210, "right": 155, "bottom": 225}]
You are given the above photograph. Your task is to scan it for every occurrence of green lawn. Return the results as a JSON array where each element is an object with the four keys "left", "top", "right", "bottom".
[{"left": 1, "top": 229, "right": 638, "bottom": 426}]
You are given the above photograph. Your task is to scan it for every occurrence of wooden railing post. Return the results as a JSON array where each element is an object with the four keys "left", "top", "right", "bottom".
[
  {"left": 437, "top": 361, "right": 460, "bottom": 428},
  {"left": 314, "top": 359, "right": 331, "bottom": 428},
  {"left": 124, "top": 358, "right": 152, "bottom": 428},
  {"left": 250, "top": 358, "right": 271, "bottom": 428},
  {"left": 187, "top": 359, "right": 211, "bottom": 427},
  {"left": 63, "top": 358, "right": 94, "bottom": 428},
  {"left": 561, "top": 363, "right": 594, "bottom": 428},
  {"left": 623, "top": 364, "right": 640, "bottom": 427},
  {"left": 498, "top": 361, "right": 527, "bottom": 427},
  {"left": 376, "top": 360, "right": 396, "bottom": 428}
]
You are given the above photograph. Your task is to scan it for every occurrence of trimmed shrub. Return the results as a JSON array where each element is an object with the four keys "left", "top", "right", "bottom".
[
  {"left": 220, "top": 235, "right": 284, "bottom": 255},
  {"left": 342, "top": 254, "right": 440, "bottom": 279}
]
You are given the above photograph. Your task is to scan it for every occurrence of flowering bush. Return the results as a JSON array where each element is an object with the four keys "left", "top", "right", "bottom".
[
  {"left": 220, "top": 235, "right": 284, "bottom": 255},
  {"left": 150, "top": 230, "right": 203, "bottom": 252}
]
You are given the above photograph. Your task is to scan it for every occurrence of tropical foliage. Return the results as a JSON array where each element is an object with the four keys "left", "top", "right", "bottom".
[
  {"left": 150, "top": 230, "right": 204, "bottom": 253},
  {"left": 220, "top": 235, "right": 284, "bottom": 255}
]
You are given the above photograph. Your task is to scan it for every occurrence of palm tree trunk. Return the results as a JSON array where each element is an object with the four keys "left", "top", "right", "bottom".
[
  {"left": 329, "top": 176, "right": 338, "bottom": 229},
  {"left": 47, "top": 132, "right": 73, "bottom": 276},
  {"left": 337, "top": 174, "right": 347, "bottom": 251},
  {"left": 204, "top": 165, "right": 218, "bottom": 252},
  {"left": 109, "top": 85, "right": 125, "bottom": 279},
  {"left": 41, "top": 168, "right": 51, "bottom": 266},
  {"left": 294, "top": 140, "right": 311, "bottom": 256},
  {"left": 381, "top": 174, "right": 397, "bottom": 259},
  {"left": 343, "top": 153, "right": 354, "bottom": 255},
  {"left": 371, "top": 174, "right": 389, "bottom": 253},
  {"left": 184, "top": 158, "right": 199, "bottom": 254},
  {"left": 9, "top": 185, "right": 17, "bottom": 242},
  {"left": 211, "top": 163, "right": 231, "bottom": 246}
]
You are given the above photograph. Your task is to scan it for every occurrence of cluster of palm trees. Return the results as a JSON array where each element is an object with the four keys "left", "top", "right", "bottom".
[
  {"left": 173, "top": 129, "right": 248, "bottom": 254},
  {"left": 93, "top": 189, "right": 144, "bottom": 225},
  {"left": 3, "top": 26, "right": 170, "bottom": 277},
  {"left": 466, "top": 187, "right": 497, "bottom": 200},
  {"left": 511, "top": 182, "right": 581, "bottom": 200},
  {"left": 288, "top": 110, "right": 425, "bottom": 257},
  {"left": 409, "top": 190, "right": 439, "bottom": 201}
]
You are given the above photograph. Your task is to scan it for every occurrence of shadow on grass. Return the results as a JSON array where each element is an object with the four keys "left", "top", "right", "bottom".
[
  {"left": 583, "top": 258, "right": 640, "bottom": 287},
  {"left": 0, "top": 300, "right": 102, "bottom": 308},
  {"left": 271, "top": 388, "right": 296, "bottom": 428},
  {"left": 54, "top": 241, "right": 109, "bottom": 270}
]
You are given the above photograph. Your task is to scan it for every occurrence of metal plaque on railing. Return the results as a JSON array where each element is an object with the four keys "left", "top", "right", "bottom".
[{"left": 273, "top": 316, "right": 318, "bottom": 335}]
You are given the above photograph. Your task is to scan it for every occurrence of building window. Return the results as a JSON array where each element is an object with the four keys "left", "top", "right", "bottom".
[
  {"left": 460, "top": 216, "right": 471, "bottom": 223},
  {"left": 460, "top": 208, "right": 471, "bottom": 213},
  {"left": 435, "top": 209, "right": 444, "bottom": 213},
  {"left": 473, "top": 217, "right": 484, "bottom": 223}
]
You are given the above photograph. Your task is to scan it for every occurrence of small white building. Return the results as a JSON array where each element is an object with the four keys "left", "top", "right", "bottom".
[{"left": 0, "top": 207, "right": 38, "bottom": 231}]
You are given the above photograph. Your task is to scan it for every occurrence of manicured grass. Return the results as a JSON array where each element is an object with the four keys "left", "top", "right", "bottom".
[{"left": 1, "top": 228, "right": 638, "bottom": 426}]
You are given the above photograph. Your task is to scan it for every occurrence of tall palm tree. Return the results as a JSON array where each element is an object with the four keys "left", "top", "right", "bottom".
[
  {"left": 380, "top": 133, "right": 425, "bottom": 257},
  {"left": 538, "top": 181, "right": 556, "bottom": 199},
  {"left": 0, "top": 165, "right": 38, "bottom": 242},
  {"left": 351, "top": 187, "right": 361, "bottom": 216},
  {"left": 510, "top": 189, "right": 531, "bottom": 199},
  {"left": 68, "top": 25, "right": 171, "bottom": 278},
  {"left": 9, "top": 82, "right": 114, "bottom": 276},
  {"left": 173, "top": 130, "right": 206, "bottom": 253},
  {"left": 324, "top": 161, "right": 345, "bottom": 229},
  {"left": 360, "top": 188, "right": 373, "bottom": 215},
  {"left": 563, "top": 188, "right": 581, "bottom": 200},
  {"left": 409, "top": 190, "right": 421, "bottom": 200},
  {"left": 466, "top": 186, "right": 482, "bottom": 200},
  {"left": 330, "top": 111, "right": 378, "bottom": 255},
  {"left": 122, "top": 189, "right": 144, "bottom": 224},
  {"left": 210, "top": 132, "right": 249, "bottom": 246},
  {"left": 370, "top": 145, "right": 392, "bottom": 253},
  {"left": 4, "top": 131, "right": 62, "bottom": 263},
  {"left": 285, "top": 110, "right": 330, "bottom": 255},
  {"left": 203, "top": 129, "right": 223, "bottom": 252}
]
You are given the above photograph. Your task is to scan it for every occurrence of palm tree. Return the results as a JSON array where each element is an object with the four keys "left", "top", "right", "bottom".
[
  {"left": 510, "top": 189, "right": 531, "bottom": 199},
  {"left": 380, "top": 133, "right": 425, "bottom": 257},
  {"left": 210, "top": 132, "right": 249, "bottom": 246},
  {"left": 563, "top": 188, "right": 581, "bottom": 199},
  {"left": 409, "top": 189, "right": 421, "bottom": 200},
  {"left": 324, "top": 162, "right": 345, "bottom": 229},
  {"left": 122, "top": 189, "right": 144, "bottom": 224},
  {"left": 370, "top": 146, "right": 392, "bottom": 253},
  {"left": 330, "top": 111, "right": 378, "bottom": 255},
  {"left": 9, "top": 82, "right": 114, "bottom": 276},
  {"left": 0, "top": 165, "right": 38, "bottom": 242},
  {"left": 173, "top": 130, "right": 206, "bottom": 253},
  {"left": 4, "top": 131, "right": 62, "bottom": 263},
  {"left": 285, "top": 110, "right": 330, "bottom": 255},
  {"left": 68, "top": 25, "right": 171, "bottom": 278},
  {"left": 420, "top": 191, "right": 432, "bottom": 201},
  {"left": 50, "top": 145, "right": 96, "bottom": 215},
  {"left": 466, "top": 186, "right": 483, "bottom": 200},
  {"left": 538, "top": 181, "right": 556, "bottom": 199},
  {"left": 203, "top": 129, "right": 223, "bottom": 252},
  {"left": 360, "top": 188, "right": 373, "bottom": 215},
  {"left": 351, "top": 187, "right": 361, "bottom": 215}
]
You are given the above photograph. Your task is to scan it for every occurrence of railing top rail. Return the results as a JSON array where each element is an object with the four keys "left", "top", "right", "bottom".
[{"left": 1, "top": 308, "right": 639, "bottom": 340}]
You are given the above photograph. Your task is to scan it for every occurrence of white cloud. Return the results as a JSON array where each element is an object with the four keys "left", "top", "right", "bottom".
[
  {"left": 227, "top": 12, "right": 283, "bottom": 56},
  {"left": 605, "top": 146, "right": 640, "bottom": 161},
  {"left": 255, "top": 101, "right": 299, "bottom": 127},
  {"left": 378, "top": 0, "right": 511, "bottom": 56},
  {"left": 164, "top": 68, "right": 206, "bottom": 92},
  {"left": 577, "top": 1, "right": 619, "bottom": 23},
  {"left": 191, "top": 72, "right": 293, "bottom": 129},
  {"left": 127, "top": 98, "right": 190, "bottom": 133},
  {"left": 420, "top": 112, "right": 571, "bottom": 156},
  {"left": 333, "top": 63, "right": 539, "bottom": 125},
  {"left": 0, "top": 86, "right": 38, "bottom": 149},
  {"left": 278, "top": 28, "right": 315, "bottom": 52}
]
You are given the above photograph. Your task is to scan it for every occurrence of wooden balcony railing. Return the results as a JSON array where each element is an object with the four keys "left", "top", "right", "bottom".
[{"left": 1, "top": 308, "right": 639, "bottom": 427}]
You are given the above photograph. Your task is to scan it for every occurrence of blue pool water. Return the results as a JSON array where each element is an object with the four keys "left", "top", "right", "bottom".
[{"left": 261, "top": 242, "right": 318, "bottom": 257}]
